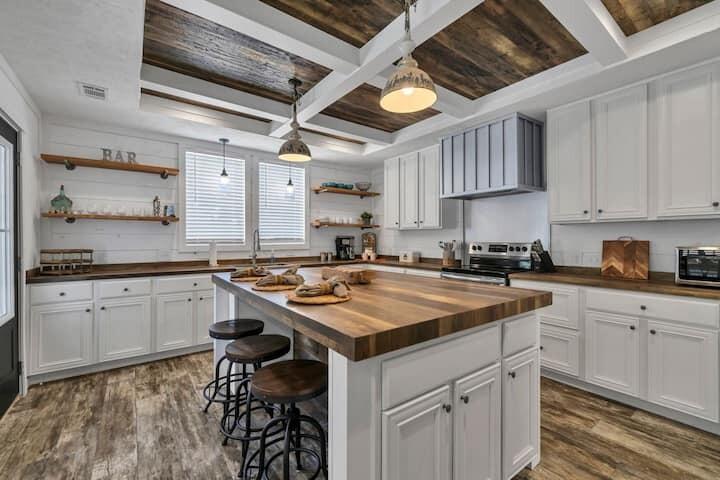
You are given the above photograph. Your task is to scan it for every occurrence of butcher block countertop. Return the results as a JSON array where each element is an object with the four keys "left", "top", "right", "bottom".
[
  {"left": 213, "top": 268, "right": 551, "bottom": 361},
  {"left": 510, "top": 267, "right": 720, "bottom": 301}
]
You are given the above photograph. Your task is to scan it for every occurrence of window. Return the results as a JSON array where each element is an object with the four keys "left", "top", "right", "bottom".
[
  {"left": 184, "top": 151, "right": 246, "bottom": 246},
  {"left": 0, "top": 140, "right": 13, "bottom": 324},
  {"left": 258, "top": 162, "right": 306, "bottom": 245}
]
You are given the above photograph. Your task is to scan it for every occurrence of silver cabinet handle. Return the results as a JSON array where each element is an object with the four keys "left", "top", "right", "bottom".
[{"left": 460, "top": 395, "right": 469, "bottom": 404}]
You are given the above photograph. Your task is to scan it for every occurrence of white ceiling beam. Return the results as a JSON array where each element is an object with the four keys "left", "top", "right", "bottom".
[
  {"left": 161, "top": 0, "right": 359, "bottom": 73},
  {"left": 540, "top": 0, "right": 627, "bottom": 65},
  {"left": 308, "top": 114, "right": 393, "bottom": 146}
]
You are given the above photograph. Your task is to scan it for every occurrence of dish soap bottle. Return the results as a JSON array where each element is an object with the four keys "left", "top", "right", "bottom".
[{"left": 50, "top": 185, "right": 73, "bottom": 213}]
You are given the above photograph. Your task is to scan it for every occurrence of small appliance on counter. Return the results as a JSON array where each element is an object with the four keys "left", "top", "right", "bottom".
[
  {"left": 336, "top": 235, "right": 355, "bottom": 260},
  {"left": 361, "top": 231, "right": 377, "bottom": 253},
  {"left": 399, "top": 251, "right": 421, "bottom": 263},
  {"left": 441, "top": 242, "right": 535, "bottom": 285},
  {"left": 676, "top": 246, "right": 720, "bottom": 287}
]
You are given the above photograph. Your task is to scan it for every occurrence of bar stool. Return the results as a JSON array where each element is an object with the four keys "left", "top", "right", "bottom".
[
  {"left": 202, "top": 319, "right": 265, "bottom": 414},
  {"left": 243, "top": 360, "right": 328, "bottom": 480},
  {"left": 219, "top": 334, "right": 291, "bottom": 449}
]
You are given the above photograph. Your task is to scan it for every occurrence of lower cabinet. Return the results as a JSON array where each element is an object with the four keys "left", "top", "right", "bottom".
[
  {"left": 502, "top": 348, "right": 539, "bottom": 480},
  {"left": 156, "top": 293, "right": 195, "bottom": 352},
  {"left": 30, "top": 301, "right": 94, "bottom": 373},
  {"left": 382, "top": 386, "right": 453, "bottom": 480},
  {"left": 195, "top": 290, "right": 215, "bottom": 345},
  {"left": 454, "top": 365, "right": 501, "bottom": 480},
  {"left": 540, "top": 324, "right": 580, "bottom": 377},
  {"left": 647, "top": 320, "right": 719, "bottom": 421},
  {"left": 97, "top": 297, "right": 152, "bottom": 362},
  {"left": 585, "top": 311, "right": 640, "bottom": 396}
]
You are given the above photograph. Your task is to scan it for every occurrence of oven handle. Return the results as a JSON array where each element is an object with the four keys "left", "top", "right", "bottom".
[{"left": 441, "top": 273, "right": 506, "bottom": 285}]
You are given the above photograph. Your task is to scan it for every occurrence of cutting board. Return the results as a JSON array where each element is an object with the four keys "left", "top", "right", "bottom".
[{"left": 601, "top": 238, "right": 649, "bottom": 280}]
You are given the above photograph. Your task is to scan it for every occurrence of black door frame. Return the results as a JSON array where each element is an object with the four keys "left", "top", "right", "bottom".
[{"left": 0, "top": 112, "right": 20, "bottom": 417}]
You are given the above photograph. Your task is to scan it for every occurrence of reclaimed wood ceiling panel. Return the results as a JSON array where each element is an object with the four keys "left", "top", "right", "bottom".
[
  {"left": 601, "top": 0, "right": 712, "bottom": 36},
  {"left": 143, "top": 0, "right": 331, "bottom": 104},
  {"left": 141, "top": 88, "right": 272, "bottom": 123},
  {"left": 321, "top": 84, "right": 439, "bottom": 133},
  {"left": 412, "top": 0, "right": 587, "bottom": 99},
  {"left": 259, "top": 0, "right": 402, "bottom": 48}
]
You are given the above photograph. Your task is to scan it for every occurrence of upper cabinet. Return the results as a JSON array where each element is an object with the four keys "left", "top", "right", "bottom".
[
  {"left": 440, "top": 114, "right": 545, "bottom": 200},
  {"left": 549, "top": 61, "right": 720, "bottom": 224},
  {"left": 654, "top": 63, "right": 720, "bottom": 218},
  {"left": 385, "top": 145, "right": 442, "bottom": 230}
]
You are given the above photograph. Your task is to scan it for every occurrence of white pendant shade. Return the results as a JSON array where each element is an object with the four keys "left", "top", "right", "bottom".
[
  {"left": 278, "top": 79, "right": 312, "bottom": 162},
  {"left": 380, "top": 55, "right": 437, "bottom": 113}
]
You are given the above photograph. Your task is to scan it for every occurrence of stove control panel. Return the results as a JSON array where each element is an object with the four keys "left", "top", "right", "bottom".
[{"left": 468, "top": 242, "right": 533, "bottom": 258}]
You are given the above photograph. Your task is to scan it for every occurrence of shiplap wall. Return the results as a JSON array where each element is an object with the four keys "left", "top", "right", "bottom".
[{"left": 40, "top": 118, "right": 371, "bottom": 263}]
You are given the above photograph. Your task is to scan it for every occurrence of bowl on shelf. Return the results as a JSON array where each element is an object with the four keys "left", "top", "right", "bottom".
[{"left": 355, "top": 182, "right": 372, "bottom": 191}]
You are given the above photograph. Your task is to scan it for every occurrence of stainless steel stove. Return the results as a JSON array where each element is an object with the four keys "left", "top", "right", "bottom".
[{"left": 441, "top": 242, "right": 534, "bottom": 285}]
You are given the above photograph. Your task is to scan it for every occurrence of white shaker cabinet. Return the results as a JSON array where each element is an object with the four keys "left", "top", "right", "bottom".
[
  {"left": 502, "top": 348, "right": 539, "bottom": 480},
  {"left": 384, "top": 157, "right": 400, "bottom": 228},
  {"left": 547, "top": 101, "right": 592, "bottom": 223},
  {"left": 97, "top": 297, "right": 152, "bottom": 362},
  {"left": 156, "top": 293, "right": 195, "bottom": 352},
  {"left": 399, "top": 152, "right": 419, "bottom": 229},
  {"left": 647, "top": 321, "right": 719, "bottom": 421},
  {"left": 655, "top": 63, "right": 720, "bottom": 218},
  {"left": 454, "top": 365, "right": 501, "bottom": 480},
  {"left": 420, "top": 146, "right": 442, "bottom": 229},
  {"left": 382, "top": 386, "right": 452, "bottom": 480},
  {"left": 593, "top": 84, "right": 648, "bottom": 220},
  {"left": 585, "top": 311, "right": 640, "bottom": 397},
  {"left": 30, "top": 302, "right": 94, "bottom": 373}
]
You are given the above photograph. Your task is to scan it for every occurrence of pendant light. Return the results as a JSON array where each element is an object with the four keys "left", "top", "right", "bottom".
[
  {"left": 380, "top": 0, "right": 437, "bottom": 113},
  {"left": 278, "top": 78, "right": 312, "bottom": 162},
  {"left": 219, "top": 138, "right": 230, "bottom": 184}
]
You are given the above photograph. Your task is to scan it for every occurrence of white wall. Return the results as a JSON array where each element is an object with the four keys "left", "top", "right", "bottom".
[{"left": 40, "top": 117, "right": 371, "bottom": 263}]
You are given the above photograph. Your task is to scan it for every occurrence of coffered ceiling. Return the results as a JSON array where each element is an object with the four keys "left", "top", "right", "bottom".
[{"left": 601, "top": 0, "right": 712, "bottom": 36}]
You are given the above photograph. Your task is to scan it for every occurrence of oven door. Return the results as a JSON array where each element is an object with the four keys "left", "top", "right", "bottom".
[{"left": 440, "top": 272, "right": 507, "bottom": 285}]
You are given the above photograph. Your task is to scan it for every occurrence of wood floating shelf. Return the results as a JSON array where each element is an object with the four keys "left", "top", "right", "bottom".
[
  {"left": 41, "top": 154, "right": 179, "bottom": 179},
  {"left": 42, "top": 212, "right": 179, "bottom": 226},
  {"left": 312, "top": 186, "right": 380, "bottom": 198},
  {"left": 311, "top": 221, "right": 379, "bottom": 229}
]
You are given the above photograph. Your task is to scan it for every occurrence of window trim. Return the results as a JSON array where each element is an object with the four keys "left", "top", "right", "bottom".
[{"left": 0, "top": 135, "right": 14, "bottom": 326}]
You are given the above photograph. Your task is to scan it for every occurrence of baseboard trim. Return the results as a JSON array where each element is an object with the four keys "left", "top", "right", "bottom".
[{"left": 28, "top": 344, "right": 213, "bottom": 385}]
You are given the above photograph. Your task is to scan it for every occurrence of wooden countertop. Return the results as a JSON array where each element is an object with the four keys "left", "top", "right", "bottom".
[
  {"left": 510, "top": 267, "right": 720, "bottom": 301},
  {"left": 26, "top": 256, "right": 445, "bottom": 284},
  {"left": 213, "top": 268, "right": 551, "bottom": 361}
]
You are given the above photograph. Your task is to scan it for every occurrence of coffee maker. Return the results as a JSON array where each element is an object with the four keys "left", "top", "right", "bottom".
[{"left": 335, "top": 236, "right": 355, "bottom": 260}]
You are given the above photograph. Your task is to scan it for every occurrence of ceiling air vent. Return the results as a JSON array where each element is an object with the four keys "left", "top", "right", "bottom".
[{"left": 78, "top": 83, "right": 108, "bottom": 101}]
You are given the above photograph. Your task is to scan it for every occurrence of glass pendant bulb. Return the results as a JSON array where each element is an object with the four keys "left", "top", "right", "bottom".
[
  {"left": 286, "top": 177, "right": 294, "bottom": 194},
  {"left": 278, "top": 78, "right": 312, "bottom": 162},
  {"left": 219, "top": 138, "right": 230, "bottom": 184},
  {"left": 220, "top": 168, "right": 230, "bottom": 185},
  {"left": 380, "top": 1, "right": 437, "bottom": 113}
]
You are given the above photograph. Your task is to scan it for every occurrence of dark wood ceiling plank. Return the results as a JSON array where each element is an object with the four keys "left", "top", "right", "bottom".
[
  {"left": 258, "top": 0, "right": 402, "bottom": 48},
  {"left": 143, "top": 0, "right": 331, "bottom": 105},
  {"left": 600, "top": 0, "right": 712, "bottom": 36}
]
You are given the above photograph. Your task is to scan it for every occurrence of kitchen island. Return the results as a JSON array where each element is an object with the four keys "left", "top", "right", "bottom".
[{"left": 213, "top": 268, "right": 551, "bottom": 480}]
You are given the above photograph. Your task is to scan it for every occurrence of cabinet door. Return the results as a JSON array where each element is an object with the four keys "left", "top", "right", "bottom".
[
  {"left": 647, "top": 321, "right": 719, "bottom": 421},
  {"left": 420, "top": 146, "right": 441, "bottom": 229},
  {"left": 30, "top": 302, "right": 93, "bottom": 373},
  {"left": 399, "top": 152, "right": 419, "bottom": 229},
  {"left": 195, "top": 290, "right": 215, "bottom": 345},
  {"left": 98, "top": 297, "right": 151, "bottom": 362},
  {"left": 384, "top": 158, "right": 401, "bottom": 229},
  {"left": 655, "top": 63, "right": 720, "bottom": 217},
  {"left": 548, "top": 102, "right": 592, "bottom": 222},
  {"left": 540, "top": 324, "right": 580, "bottom": 377},
  {"left": 502, "top": 348, "right": 539, "bottom": 480},
  {"left": 594, "top": 84, "right": 648, "bottom": 220},
  {"left": 156, "top": 293, "right": 194, "bottom": 352},
  {"left": 454, "top": 365, "right": 501, "bottom": 480},
  {"left": 382, "top": 386, "right": 452, "bottom": 480},
  {"left": 585, "top": 311, "right": 640, "bottom": 396}
]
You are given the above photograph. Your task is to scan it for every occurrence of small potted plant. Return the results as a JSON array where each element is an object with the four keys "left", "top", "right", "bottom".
[{"left": 361, "top": 211, "right": 373, "bottom": 226}]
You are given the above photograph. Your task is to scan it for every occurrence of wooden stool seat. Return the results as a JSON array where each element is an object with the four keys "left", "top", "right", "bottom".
[
  {"left": 225, "top": 335, "right": 291, "bottom": 363},
  {"left": 209, "top": 319, "right": 264, "bottom": 340},
  {"left": 250, "top": 360, "right": 328, "bottom": 404}
]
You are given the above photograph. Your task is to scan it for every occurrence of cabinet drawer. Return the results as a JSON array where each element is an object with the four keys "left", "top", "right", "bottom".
[
  {"left": 154, "top": 275, "right": 213, "bottom": 294},
  {"left": 540, "top": 324, "right": 580, "bottom": 376},
  {"left": 502, "top": 314, "right": 538, "bottom": 357},
  {"left": 97, "top": 279, "right": 152, "bottom": 299},
  {"left": 382, "top": 325, "right": 500, "bottom": 409},
  {"left": 512, "top": 280, "right": 579, "bottom": 329},
  {"left": 31, "top": 282, "right": 93, "bottom": 305},
  {"left": 586, "top": 289, "right": 719, "bottom": 329}
]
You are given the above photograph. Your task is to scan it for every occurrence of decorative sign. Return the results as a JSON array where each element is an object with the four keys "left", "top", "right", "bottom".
[{"left": 102, "top": 148, "right": 137, "bottom": 164}]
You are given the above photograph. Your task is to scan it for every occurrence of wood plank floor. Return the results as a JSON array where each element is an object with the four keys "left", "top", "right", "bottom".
[{"left": 1, "top": 351, "right": 719, "bottom": 479}]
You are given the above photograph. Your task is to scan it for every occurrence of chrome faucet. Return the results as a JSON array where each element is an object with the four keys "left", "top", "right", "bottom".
[{"left": 251, "top": 229, "right": 261, "bottom": 267}]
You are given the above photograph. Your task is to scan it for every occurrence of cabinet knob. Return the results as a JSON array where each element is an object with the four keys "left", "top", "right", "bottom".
[
  {"left": 713, "top": 201, "right": 719, "bottom": 207},
  {"left": 442, "top": 404, "right": 452, "bottom": 413},
  {"left": 650, "top": 329, "right": 657, "bottom": 335},
  {"left": 629, "top": 325, "right": 636, "bottom": 331},
  {"left": 85, "top": 308, "right": 91, "bottom": 313},
  {"left": 414, "top": 221, "right": 418, "bottom": 224},
  {"left": 188, "top": 298, "right": 192, "bottom": 302},
  {"left": 539, "top": 346, "right": 544, "bottom": 351},
  {"left": 640, "top": 305, "right": 647, "bottom": 311},
  {"left": 59, "top": 292, "right": 66, "bottom": 297},
  {"left": 199, "top": 297, "right": 204, "bottom": 301},
  {"left": 460, "top": 395, "right": 469, "bottom": 404},
  {"left": 583, "top": 210, "right": 589, "bottom": 215},
  {"left": 123, "top": 287, "right": 129, "bottom": 292},
  {"left": 598, "top": 209, "right": 603, "bottom": 214},
  {"left": 100, "top": 306, "right": 105, "bottom": 311},
  {"left": 395, "top": 222, "right": 399, "bottom": 225},
  {"left": 193, "top": 282, "right": 198, "bottom": 287},
  {"left": 508, "top": 371, "right": 516, "bottom": 379}
]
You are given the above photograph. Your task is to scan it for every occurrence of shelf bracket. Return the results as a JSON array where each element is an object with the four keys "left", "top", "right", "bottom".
[
  {"left": 160, "top": 169, "right": 169, "bottom": 179},
  {"left": 64, "top": 217, "right": 76, "bottom": 224},
  {"left": 162, "top": 219, "right": 170, "bottom": 226},
  {"left": 63, "top": 159, "right": 76, "bottom": 171}
]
